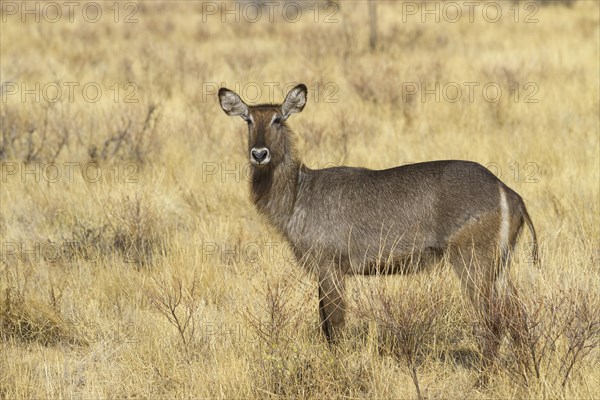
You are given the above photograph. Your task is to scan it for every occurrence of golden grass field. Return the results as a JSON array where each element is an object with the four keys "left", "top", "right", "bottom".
[{"left": 1, "top": 1, "right": 599, "bottom": 398}]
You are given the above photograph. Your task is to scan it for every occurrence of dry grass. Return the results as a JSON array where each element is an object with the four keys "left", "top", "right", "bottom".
[{"left": 1, "top": 1, "right": 599, "bottom": 398}]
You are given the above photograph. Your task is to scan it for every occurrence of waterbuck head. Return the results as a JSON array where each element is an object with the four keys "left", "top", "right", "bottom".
[{"left": 218, "top": 84, "right": 307, "bottom": 167}]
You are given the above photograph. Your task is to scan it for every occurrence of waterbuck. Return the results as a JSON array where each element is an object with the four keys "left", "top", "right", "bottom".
[{"left": 218, "top": 84, "right": 538, "bottom": 362}]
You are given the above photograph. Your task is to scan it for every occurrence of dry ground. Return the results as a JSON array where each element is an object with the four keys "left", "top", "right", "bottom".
[{"left": 1, "top": 1, "right": 599, "bottom": 398}]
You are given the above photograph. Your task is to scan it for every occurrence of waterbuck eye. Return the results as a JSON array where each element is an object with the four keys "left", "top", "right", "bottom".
[{"left": 273, "top": 117, "right": 282, "bottom": 125}]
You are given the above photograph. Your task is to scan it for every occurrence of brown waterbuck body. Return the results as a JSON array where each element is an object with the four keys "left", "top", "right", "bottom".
[{"left": 218, "top": 84, "right": 538, "bottom": 363}]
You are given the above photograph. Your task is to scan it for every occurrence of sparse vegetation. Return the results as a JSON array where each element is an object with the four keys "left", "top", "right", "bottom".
[{"left": 1, "top": 1, "right": 598, "bottom": 398}]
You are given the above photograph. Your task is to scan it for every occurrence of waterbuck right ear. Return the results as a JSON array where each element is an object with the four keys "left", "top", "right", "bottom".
[{"left": 219, "top": 88, "right": 249, "bottom": 119}]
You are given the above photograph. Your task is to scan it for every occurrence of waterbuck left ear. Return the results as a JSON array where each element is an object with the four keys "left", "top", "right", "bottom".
[{"left": 281, "top": 84, "right": 307, "bottom": 119}]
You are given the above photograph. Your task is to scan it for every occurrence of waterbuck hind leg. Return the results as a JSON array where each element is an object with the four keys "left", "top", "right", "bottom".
[
  {"left": 496, "top": 218, "right": 534, "bottom": 378},
  {"left": 318, "top": 267, "right": 346, "bottom": 344},
  {"left": 499, "top": 269, "right": 533, "bottom": 377},
  {"left": 503, "top": 281, "right": 528, "bottom": 347},
  {"left": 448, "top": 239, "right": 505, "bottom": 374}
]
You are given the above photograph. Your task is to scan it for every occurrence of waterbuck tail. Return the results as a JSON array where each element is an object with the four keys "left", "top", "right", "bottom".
[{"left": 521, "top": 206, "right": 539, "bottom": 265}]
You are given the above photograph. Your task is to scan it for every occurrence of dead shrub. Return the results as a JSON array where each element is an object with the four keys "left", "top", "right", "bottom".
[
  {"left": 0, "top": 265, "right": 83, "bottom": 346},
  {"left": 0, "top": 102, "right": 70, "bottom": 163},
  {"left": 242, "top": 276, "right": 314, "bottom": 397},
  {"left": 87, "top": 103, "right": 161, "bottom": 164},
  {"left": 146, "top": 272, "right": 201, "bottom": 355},
  {"left": 357, "top": 276, "right": 447, "bottom": 400},
  {"left": 502, "top": 286, "right": 600, "bottom": 393},
  {"left": 107, "top": 192, "right": 168, "bottom": 267}
]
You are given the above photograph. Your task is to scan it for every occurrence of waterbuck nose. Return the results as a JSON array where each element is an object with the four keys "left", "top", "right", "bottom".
[{"left": 251, "top": 148, "right": 269, "bottom": 164}]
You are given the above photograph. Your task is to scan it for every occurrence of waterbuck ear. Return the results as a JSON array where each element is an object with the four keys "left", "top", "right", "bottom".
[
  {"left": 281, "top": 84, "right": 307, "bottom": 119},
  {"left": 219, "top": 88, "right": 249, "bottom": 119}
]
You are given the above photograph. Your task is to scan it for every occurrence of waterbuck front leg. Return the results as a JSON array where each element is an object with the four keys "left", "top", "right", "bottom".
[{"left": 318, "top": 265, "right": 346, "bottom": 344}]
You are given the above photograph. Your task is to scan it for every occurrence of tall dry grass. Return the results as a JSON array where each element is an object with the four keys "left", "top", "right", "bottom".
[{"left": 1, "top": 1, "right": 599, "bottom": 398}]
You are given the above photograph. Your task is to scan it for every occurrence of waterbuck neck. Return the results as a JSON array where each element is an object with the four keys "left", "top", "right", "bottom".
[{"left": 250, "top": 155, "right": 300, "bottom": 233}]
